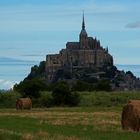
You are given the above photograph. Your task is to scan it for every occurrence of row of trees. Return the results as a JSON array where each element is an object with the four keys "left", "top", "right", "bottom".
[
  {"left": 14, "top": 79, "right": 111, "bottom": 97},
  {"left": 14, "top": 79, "right": 111, "bottom": 107},
  {"left": 14, "top": 80, "right": 80, "bottom": 106}
]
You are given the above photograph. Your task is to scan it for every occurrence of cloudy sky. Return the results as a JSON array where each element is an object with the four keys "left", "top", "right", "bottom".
[{"left": 0, "top": 0, "right": 140, "bottom": 64}]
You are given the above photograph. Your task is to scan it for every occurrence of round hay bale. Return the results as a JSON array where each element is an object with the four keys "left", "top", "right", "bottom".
[
  {"left": 16, "top": 97, "right": 32, "bottom": 110},
  {"left": 121, "top": 100, "right": 140, "bottom": 132}
]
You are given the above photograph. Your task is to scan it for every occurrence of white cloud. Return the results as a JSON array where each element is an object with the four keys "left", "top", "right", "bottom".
[{"left": 0, "top": 79, "right": 17, "bottom": 90}]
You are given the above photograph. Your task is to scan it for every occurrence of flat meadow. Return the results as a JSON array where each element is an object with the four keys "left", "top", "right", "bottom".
[{"left": 0, "top": 91, "right": 140, "bottom": 140}]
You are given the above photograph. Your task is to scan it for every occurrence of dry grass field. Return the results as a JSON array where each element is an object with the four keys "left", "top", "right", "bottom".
[
  {"left": 1, "top": 91, "right": 140, "bottom": 139},
  {"left": 0, "top": 107, "right": 139, "bottom": 140}
]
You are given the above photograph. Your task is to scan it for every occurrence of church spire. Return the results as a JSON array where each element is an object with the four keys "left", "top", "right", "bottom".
[
  {"left": 82, "top": 11, "right": 85, "bottom": 30},
  {"left": 79, "top": 11, "right": 88, "bottom": 48},
  {"left": 80, "top": 11, "right": 87, "bottom": 35}
]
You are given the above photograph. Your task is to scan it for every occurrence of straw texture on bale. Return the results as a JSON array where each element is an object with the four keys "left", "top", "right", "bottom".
[
  {"left": 16, "top": 98, "right": 32, "bottom": 110},
  {"left": 121, "top": 100, "right": 140, "bottom": 132}
]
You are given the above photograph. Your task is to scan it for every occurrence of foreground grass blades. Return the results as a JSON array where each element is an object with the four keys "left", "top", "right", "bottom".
[{"left": 0, "top": 107, "right": 140, "bottom": 140}]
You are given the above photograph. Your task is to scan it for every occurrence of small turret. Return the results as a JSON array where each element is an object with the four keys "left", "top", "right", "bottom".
[{"left": 106, "top": 47, "right": 109, "bottom": 53}]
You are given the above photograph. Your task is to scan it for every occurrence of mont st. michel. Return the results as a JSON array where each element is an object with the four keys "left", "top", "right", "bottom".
[
  {"left": 46, "top": 14, "right": 113, "bottom": 82},
  {"left": 23, "top": 14, "right": 140, "bottom": 91}
]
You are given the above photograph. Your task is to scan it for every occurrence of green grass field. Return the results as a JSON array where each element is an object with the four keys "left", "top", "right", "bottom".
[
  {"left": 0, "top": 91, "right": 140, "bottom": 139},
  {"left": 0, "top": 106, "right": 140, "bottom": 140}
]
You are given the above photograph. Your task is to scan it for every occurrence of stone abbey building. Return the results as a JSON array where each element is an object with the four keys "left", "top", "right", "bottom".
[
  {"left": 24, "top": 14, "right": 140, "bottom": 91},
  {"left": 45, "top": 14, "right": 113, "bottom": 82}
]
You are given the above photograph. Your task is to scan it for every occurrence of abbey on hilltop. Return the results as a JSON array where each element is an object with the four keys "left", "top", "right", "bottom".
[
  {"left": 22, "top": 13, "right": 140, "bottom": 91},
  {"left": 45, "top": 14, "right": 113, "bottom": 82}
]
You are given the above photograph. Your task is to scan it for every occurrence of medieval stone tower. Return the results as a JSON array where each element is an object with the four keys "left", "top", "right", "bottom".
[{"left": 45, "top": 14, "right": 113, "bottom": 82}]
